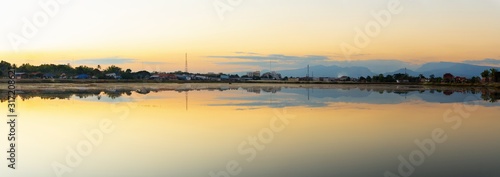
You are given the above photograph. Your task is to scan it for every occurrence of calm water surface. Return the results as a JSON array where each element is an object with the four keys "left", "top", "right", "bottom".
[{"left": 3, "top": 85, "right": 500, "bottom": 177}]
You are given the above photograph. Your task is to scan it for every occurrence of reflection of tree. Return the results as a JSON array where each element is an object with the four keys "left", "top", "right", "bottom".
[
  {"left": 443, "top": 90, "right": 453, "bottom": 96},
  {"left": 0, "top": 89, "right": 131, "bottom": 102},
  {"left": 103, "top": 91, "right": 124, "bottom": 99},
  {"left": 481, "top": 90, "right": 500, "bottom": 103},
  {"left": 394, "top": 91, "right": 409, "bottom": 95},
  {"left": 1, "top": 86, "right": 500, "bottom": 103}
]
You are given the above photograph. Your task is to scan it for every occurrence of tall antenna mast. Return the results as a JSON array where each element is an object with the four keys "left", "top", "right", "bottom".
[
  {"left": 185, "top": 53, "right": 188, "bottom": 73},
  {"left": 307, "top": 65, "right": 310, "bottom": 78}
]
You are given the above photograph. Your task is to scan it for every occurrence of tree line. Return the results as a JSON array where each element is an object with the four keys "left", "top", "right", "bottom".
[{"left": 0, "top": 60, "right": 149, "bottom": 79}]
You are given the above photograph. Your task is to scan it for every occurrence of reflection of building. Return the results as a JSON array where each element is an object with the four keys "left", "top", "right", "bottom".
[
  {"left": 261, "top": 87, "right": 281, "bottom": 93},
  {"left": 244, "top": 87, "right": 261, "bottom": 94}
]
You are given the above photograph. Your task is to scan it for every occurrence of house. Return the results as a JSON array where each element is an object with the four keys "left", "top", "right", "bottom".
[
  {"left": 220, "top": 75, "right": 230, "bottom": 80},
  {"left": 260, "top": 72, "right": 282, "bottom": 80},
  {"left": 287, "top": 77, "right": 300, "bottom": 82},
  {"left": 15, "top": 72, "right": 27, "bottom": 79},
  {"left": 177, "top": 75, "right": 191, "bottom": 81},
  {"left": 105, "top": 73, "right": 117, "bottom": 79},
  {"left": 247, "top": 71, "right": 261, "bottom": 78},
  {"left": 319, "top": 77, "right": 333, "bottom": 82},
  {"left": 75, "top": 74, "right": 90, "bottom": 79},
  {"left": 30, "top": 72, "right": 44, "bottom": 79},
  {"left": 337, "top": 76, "right": 351, "bottom": 82},
  {"left": 43, "top": 73, "right": 55, "bottom": 79},
  {"left": 150, "top": 73, "right": 177, "bottom": 80},
  {"left": 443, "top": 73, "right": 454, "bottom": 82},
  {"left": 455, "top": 76, "right": 467, "bottom": 83},
  {"left": 60, "top": 73, "right": 67, "bottom": 79}
]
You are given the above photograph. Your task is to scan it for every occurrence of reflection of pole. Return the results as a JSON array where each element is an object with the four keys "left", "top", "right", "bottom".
[
  {"left": 185, "top": 53, "right": 188, "bottom": 73},
  {"left": 307, "top": 88, "right": 310, "bottom": 100},
  {"left": 186, "top": 91, "right": 188, "bottom": 111}
]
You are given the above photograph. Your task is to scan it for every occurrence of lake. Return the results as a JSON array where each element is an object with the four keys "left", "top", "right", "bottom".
[{"left": 2, "top": 84, "right": 500, "bottom": 177}]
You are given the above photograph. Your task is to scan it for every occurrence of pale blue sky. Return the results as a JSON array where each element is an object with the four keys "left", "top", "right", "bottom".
[{"left": 1, "top": 0, "right": 500, "bottom": 72}]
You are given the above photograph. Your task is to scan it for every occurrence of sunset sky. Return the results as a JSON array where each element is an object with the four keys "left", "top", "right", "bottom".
[{"left": 1, "top": 0, "right": 500, "bottom": 73}]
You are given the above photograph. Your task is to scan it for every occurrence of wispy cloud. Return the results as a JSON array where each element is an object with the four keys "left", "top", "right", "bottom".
[
  {"left": 463, "top": 58, "right": 500, "bottom": 67},
  {"left": 59, "top": 57, "right": 137, "bottom": 65},
  {"left": 209, "top": 54, "right": 331, "bottom": 70},
  {"left": 141, "top": 61, "right": 169, "bottom": 65},
  {"left": 59, "top": 57, "right": 169, "bottom": 66},
  {"left": 209, "top": 53, "right": 417, "bottom": 72}
]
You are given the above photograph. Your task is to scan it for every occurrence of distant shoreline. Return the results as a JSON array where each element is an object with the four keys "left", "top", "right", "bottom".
[{"left": 0, "top": 79, "right": 499, "bottom": 91}]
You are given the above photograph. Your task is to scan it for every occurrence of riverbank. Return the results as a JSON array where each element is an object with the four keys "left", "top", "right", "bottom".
[
  {"left": 0, "top": 82, "right": 499, "bottom": 92},
  {"left": 1, "top": 79, "right": 499, "bottom": 89}
]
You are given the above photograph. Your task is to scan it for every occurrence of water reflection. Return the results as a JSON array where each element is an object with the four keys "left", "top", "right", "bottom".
[
  {"left": 2, "top": 85, "right": 500, "bottom": 177},
  {"left": 2, "top": 86, "right": 499, "bottom": 104}
]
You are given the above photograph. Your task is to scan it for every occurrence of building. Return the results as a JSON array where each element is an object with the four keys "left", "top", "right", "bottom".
[
  {"left": 261, "top": 71, "right": 281, "bottom": 80},
  {"left": 106, "top": 73, "right": 118, "bottom": 78},
  {"left": 150, "top": 73, "right": 177, "bottom": 80},
  {"left": 15, "top": 72, "right": 26, "bottom": 79},
  {"left": 177, "top": 75, "right": 191, "bottom": 81},
  {"left": 43, "top": 73, "right": 55, "bottom": 79},
  {"left": 247, "top": 71, "right": 261, "bottom": 78},
  {"left": 220, "top": 75, "right": 230, "bottom": 80},
  {"left": 75, "top": 74, "right": 90, "bottom": 79},
  {"left": 455, "top": 76, "right": 467, "bottom": 83}
]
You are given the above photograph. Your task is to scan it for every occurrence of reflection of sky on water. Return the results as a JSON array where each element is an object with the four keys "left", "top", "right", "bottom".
[
  {"left": 12, "top": 87, "right": 499, "bottom": 109},
  {"left": 5, "top": 86, "right": 500, "bottom": 177},
  {"left": 209, "top": 88, "right": 500, "bottom": 108}
]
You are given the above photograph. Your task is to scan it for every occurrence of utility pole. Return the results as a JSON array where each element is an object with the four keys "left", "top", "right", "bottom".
[
  {"left": 185, "top": 53, "right": 188, "bottom": 73},
  {"left": 307, "top": 65, "right": 310, "bottom": 78}
]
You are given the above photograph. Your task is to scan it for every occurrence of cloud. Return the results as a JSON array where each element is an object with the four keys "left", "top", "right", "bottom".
[
  {"left": 463, "top": 58, "right": 500, "bottom": 66},
  {"left": 234, "top": 52, "right": 261, "bottom": 55},
  {"left": 141, "top": 61, "right": 169, "bottom": 65},
  {"left": 209, "top": 54, "right": 329, "bottom": 62},
  {"left": 209, "top": 54, "right": 331, "bottom": 70},
  {"left": 209, "top": 53, "right": 417, "bottom": 72},
  {"left": 59, "top": 57, "right": 137, "bottom": 65}
]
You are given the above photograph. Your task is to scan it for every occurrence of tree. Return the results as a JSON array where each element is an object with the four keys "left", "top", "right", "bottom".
[
  {"left": 490, "top": 68, "right": 498, "bottom": 82},
  {"left": 366, "top": 76, "right": 372, "bottom": 82},
  {"left": 470, "top": 76, "right": 480, "bottom": 84},
  {"left": 104, "top": 65, "right": 122, "bottom": 74},
  {"left": 481, "top": 70, "right": 490, "bottom": 82},
  {"left": 378, "top": 74, "right": 384, "bottom": 82},
  {"left": 75, "top": 66, "right": 94, "bottom": 75},
  {"left": 0, "top": 60, "right": 12, "bottom": 77},
  {"left": 135, "top": 70, "right": 151, "bottom": 79},
  {"left": 359, "top": 76, "right": 366, "bottom": 82},
  {"left": 385, "top": 75, "right": 395, "bottom": 82},
  {"left": 92, "top": 69, "right": 103, "bottom": 78}
]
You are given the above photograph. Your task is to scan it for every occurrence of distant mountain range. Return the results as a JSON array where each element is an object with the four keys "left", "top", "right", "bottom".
[{"left": 236, "top": 62, "right": 499, "bottom": 78}]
